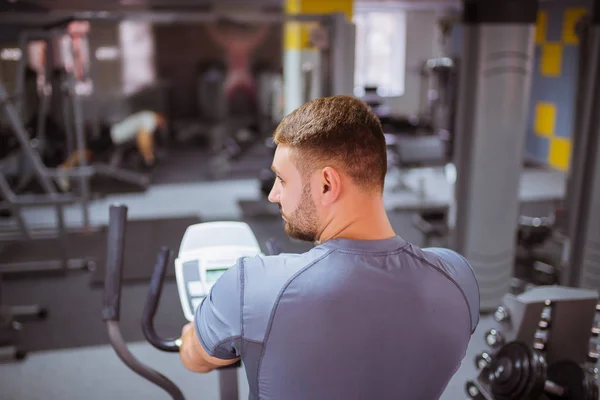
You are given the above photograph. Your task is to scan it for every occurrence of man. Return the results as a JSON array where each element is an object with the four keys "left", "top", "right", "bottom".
[{"left": 179, "top": 96, "right": 480, "bottom": 399}]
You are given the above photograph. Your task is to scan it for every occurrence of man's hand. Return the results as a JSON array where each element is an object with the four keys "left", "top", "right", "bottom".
[
  {"left": 179, "top": 322, "right": 240, "bottom": 373},
  {"left": 181, "top": 322, "right": 194, "bottom": 337}
]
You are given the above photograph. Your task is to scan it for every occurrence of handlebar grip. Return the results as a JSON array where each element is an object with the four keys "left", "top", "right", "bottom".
[
  {"left": 102, "top": 204, "right": 128, "bottom": 321},
  {"left": 142, "top": 247, "right": 180, "bottom": 352}
]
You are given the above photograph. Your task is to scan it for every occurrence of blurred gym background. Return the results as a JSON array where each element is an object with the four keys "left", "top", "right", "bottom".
[{"left": 0, "top": 0, "right": 598, "bottom": 399}]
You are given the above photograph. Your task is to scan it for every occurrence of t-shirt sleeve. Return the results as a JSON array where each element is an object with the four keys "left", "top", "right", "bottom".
[
  {"left": 141, "top": 113, "right": 158, "bottom": 132},
  {"left": 423, "top": 248, "right": 480, "bottom": 334},
  {"left": 194, "top": 259, "right": 243, "bottom": 360}
]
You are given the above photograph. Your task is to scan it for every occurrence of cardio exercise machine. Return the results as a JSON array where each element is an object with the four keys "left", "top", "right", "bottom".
[{"left": 102, "top": 204, "right": 280, "bottom": 399}]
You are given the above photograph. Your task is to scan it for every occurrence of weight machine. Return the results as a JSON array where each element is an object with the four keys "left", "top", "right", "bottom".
[
  {"left": 0, "top": 24, "right": 108, "bottom": 275},
  {"left": 456, "top": 0, "right": 600, "bottom": 374},
  {"left": 0, "top": 75, "right": 93, "bottom": 276},
  {"left": 501, "top": 0, "right": 600, "bottom": 294},
  {"left": 0, "top": 24, "right": 97, "bottom": 362},
  {"left": 0, "top": 82, "right": 89, "bottom": 361},
  {"left": 415, "top": 0, "right": 599, "bottom": 302},
  {"left": 5, "top": 25, "right": 150, "bottom": 215},
  {"left": 466, "top": 286, "right": 600, "bottom": 400}
]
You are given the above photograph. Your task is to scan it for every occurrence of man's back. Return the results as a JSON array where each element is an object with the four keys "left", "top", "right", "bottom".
[{"left": 196, "top": 237, "right": 479, "bottom": 400}]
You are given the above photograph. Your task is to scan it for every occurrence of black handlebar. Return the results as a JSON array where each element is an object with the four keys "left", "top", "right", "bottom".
[
  {"left": 103, "top": 206, "right": 274, "bottom": 400},
  {"left": 142, "top": 247, "right": 181, "bottom": 352},
  {"left": 103, "top": 204, "right": 128, "bottom": 321},
  {"left": 102, "top": 204, "right": 185, "bottom": 400}
]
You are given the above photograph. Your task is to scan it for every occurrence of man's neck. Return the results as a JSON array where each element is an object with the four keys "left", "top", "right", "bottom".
[{"left": 317, "top": 197, "right": 396, "bottom": 243}]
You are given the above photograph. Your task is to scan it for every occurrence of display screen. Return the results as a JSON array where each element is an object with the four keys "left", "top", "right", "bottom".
[{"left": 206, "top": 268, "right": 228, "bottom": 284}]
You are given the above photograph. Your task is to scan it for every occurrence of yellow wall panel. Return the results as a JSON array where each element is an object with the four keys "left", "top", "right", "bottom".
[
  {"left": 284, "top": 0, "right": 353, "bottom": 50},
  {"left": 540, "top": 43, "right": 563, "bottom": 77},
  {"left": 536, "top": 11, "right": 548, "bottom": 44},
  {"left": 548, "top": 137, "right": 571, "bottom": 171},
  {"left": 534, "top": 102, "right": 557, "bottom": 137},
  {"left": 562, "top": 8, "right": 587, "bottom": 45},
  {"left": 286, "top": 0, "right": 353, "bottom": 19}
]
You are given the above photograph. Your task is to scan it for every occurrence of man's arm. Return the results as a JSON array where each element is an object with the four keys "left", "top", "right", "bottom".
[
  {"left": 179, "top": 322, "right": 240, "bottom": 373},
  {"left": 423, "top": 248, "right": 480, "bottom": 334},
  {"left": 180, "top": 260, "right": 244, "bottom": 373}
]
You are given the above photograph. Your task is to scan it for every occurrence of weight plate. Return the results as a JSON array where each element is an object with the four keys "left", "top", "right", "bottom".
[
  {"left": 527, "top": 349, "right": 548, "bottom": 400},
  {"left": 546, "top": 360, "right": 586, "bottom": 400},
  {"left": 489, "top": 342, "right": 534, "bottom": 400}
]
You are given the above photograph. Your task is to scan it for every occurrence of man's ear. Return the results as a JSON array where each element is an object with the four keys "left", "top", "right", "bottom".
[{"left": 320, "top": 167, "right": 342, "bottom": 205}]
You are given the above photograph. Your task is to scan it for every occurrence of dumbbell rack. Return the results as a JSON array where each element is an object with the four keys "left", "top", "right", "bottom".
[{"left": 466, "top": 286, "right": 600, "bottom": 400}]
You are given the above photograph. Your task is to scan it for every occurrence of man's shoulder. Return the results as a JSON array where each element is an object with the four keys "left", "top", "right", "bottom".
[
  {"left": 237, "top": 247, "right": 332, "bottom": 305},
  {"left": 236, "top": 247, "right": 334, "bottom": 342},
  {"left": 241, "top": 246, "right": 333, "bottom": 279}
]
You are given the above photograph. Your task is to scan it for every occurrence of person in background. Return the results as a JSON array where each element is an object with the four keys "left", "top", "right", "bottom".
[
  {"left": 56, "top": 110, "right": 166, "bottom": 190},
  {"left": 206, "top": 22, "right": 269, "bottom": 108}
]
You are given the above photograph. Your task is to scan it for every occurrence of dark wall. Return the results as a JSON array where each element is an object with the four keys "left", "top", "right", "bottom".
[
  {"left": 153, "top": 23, "right": 282, "bottom": 119},
  {"left": 87, "top": 21, "right": 122, "bottom": 96},
  {"left": 81, "top": 20, "right": 130, "bottom": 125},
  {"left": 0, "top": 25, "right": 22, "bottom": 43},
  {"left": 0, "top": 25, "right": 26, "bottom": 96}
]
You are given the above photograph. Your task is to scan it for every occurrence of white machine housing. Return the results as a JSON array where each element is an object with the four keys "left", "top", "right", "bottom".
[{"left": 174, "top": 221, "right": 263, "bottom": 322}]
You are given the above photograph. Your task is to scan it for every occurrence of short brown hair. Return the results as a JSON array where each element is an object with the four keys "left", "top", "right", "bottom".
[{"left": 273, "top": 95, "right": 387, "bottom": 193}]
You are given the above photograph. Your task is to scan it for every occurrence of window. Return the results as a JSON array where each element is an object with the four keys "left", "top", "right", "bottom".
[
  {"left": 353, "top": 7, "right": 407, "bottom": 97},
  {"left": 95, "top": 46, "right": 120, "bottom": 61},
  {"left": 0, "top": 48, "right": 21, "bottom": 61}
]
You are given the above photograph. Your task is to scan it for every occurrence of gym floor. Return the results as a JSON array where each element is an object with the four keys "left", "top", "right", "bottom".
[{"left": 0, "top": 146, "right": 567, "bottom": 400}]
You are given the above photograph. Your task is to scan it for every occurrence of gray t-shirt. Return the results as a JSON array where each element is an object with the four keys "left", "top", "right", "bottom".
[{"left": 195, "top": 237, "right": 480, "bottom": 400}]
